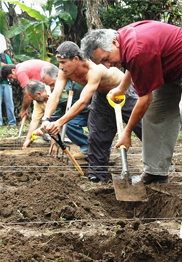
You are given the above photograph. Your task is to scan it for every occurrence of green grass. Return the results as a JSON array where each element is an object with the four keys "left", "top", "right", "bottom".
[
  {"left": 178, "top": 130, "right": 182, "bottom": 138},
  {"left": 0, "top": 124, "right": 29, "bottom": 139},
  {"left": 1, "top": 122, "right": 182, "bottom": 140}
]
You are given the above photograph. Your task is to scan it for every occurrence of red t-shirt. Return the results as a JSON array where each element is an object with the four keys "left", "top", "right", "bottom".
[
  {"left": 117, "top": 20, "right": 182, "bottom": 96},
  {"left": 16, "top": 59, "right": 50, "bottom": 88}
]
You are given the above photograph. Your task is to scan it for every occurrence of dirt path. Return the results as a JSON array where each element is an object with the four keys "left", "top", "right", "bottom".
[{"left": 0, "top": 136, "right": 182, "bottom": 261}]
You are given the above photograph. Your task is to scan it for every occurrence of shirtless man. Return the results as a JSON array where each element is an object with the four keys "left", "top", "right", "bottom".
[
  {"left": 36, "top": 41, "right": 139, "bottom": 183},
  {"left": 38, "top": 41, "right": 125, "bottom": 135}
]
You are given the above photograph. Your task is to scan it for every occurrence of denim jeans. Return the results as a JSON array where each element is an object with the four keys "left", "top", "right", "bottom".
[
  {"left": 66, "top": 114, "right": 88, "bottom": 154},
  {"left": 50, "top": 114, "right": 88, "bottom": 154},
  {"left": 0, "top": 83, "right": 16, "bottom": 126}
]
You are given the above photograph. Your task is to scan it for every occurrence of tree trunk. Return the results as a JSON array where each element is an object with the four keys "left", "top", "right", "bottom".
[{"left": 85, "top": 0, "right": 105, "bottom": 31}]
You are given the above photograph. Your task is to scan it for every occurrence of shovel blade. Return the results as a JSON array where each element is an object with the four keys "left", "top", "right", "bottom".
[{"left": 112, "top": 174, "right": 148, "bottom": 202}]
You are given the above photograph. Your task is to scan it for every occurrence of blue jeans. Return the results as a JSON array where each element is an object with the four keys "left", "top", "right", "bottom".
[
  {"left": 50, "top": 114, "right": 88, "bottom": 154},
  {"left": 0, "top": 83, "right": 16, "bottom": 126},
  {"left": 66, "top": 114, "right": 88, "bottom": 154}
]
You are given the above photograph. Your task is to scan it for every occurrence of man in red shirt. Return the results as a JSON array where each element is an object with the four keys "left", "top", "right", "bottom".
[
  {"left": 81, "top": 20, "right": 182, "bottom": 184},
  {"left": 1, "top": 59, "right": 50, "bottom": 118}
]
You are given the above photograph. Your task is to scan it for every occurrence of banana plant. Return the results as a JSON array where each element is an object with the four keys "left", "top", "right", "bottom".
[
  {"left": 2, "top": 0, "right": 78, "bottom": 61},
  {"left": 0, "top": 9, "right": 8, "bottom": 35}
]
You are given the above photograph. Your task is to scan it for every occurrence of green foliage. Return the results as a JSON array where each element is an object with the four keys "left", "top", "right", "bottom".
[
  {"left": 58, "top": 11, "right": 74, "bottom": 25},
  {"left": 100, "top": 0, "right": 182, "bottom": 29},
  {"left": 12, "top": 34, "right": 32, "bottom": 60},
  {"left": 100, "top": 5, "right": 138, "bottom": 29},
  {"left": 14, "top": 54, "right": 37, "bottom": 62},
  {"left": 2, "top": 0, "right": 79, "bottom": 62},
  {"left": 6, "top": 20, "right": 36, "bottom": 38},
  {"left": 0, "top": 9, "right": 8, "bottom": 35},
  {"left": 54, "top": 0, "right": 78, "bottom": 24},
  {"left": 6, "top": 0, "right": 47, "bottom": 21},
  {"left": 0, "top": 125, "right": 29, "bottom": 139}
]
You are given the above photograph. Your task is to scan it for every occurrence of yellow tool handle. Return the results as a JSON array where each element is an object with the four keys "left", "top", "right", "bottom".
[
  {"left": 107, "top": 93, "right": 126, "bottom": 108},
  {"left": 31, "top": 131, "right": 40, "bottom": 142},
  {"left": 107, "top": 94, "right": 125, "bottom": 140},
  {"left": 106, "top": 93, "right": 125, "bottom": 141},
  {"left": 120, "top": 145, "right": 127, "bottom": 150}
]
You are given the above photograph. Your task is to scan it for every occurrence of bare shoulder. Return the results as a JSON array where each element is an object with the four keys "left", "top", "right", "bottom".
[
  {"left": 109, "top": 66, "right": 124, "bottom": 76},
  {"left": 87, "top": 61, "right": 124, "bottom": 80},
  {"left": 57, "top": 70, "right": 69, "bottom": 81},
  {"left": 87, "top": 61, "right": 105, "bottom": 77},
  {"left": 89, "top": 61, "right": 123, "bottom": 75}
]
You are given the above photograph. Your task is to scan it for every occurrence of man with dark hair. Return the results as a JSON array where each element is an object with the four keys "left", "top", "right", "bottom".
[
  {"left": 36, "top": 41, "right": 142, "bottom": 183},
  {"left": 41, "top": 64, "right": 89, "bottom": 158},
  {"left": 1, "top": 59, "right": 50, "bottom": 119},
  {"left": 81, "top": 21, "right": 182, "bottom": 184}
]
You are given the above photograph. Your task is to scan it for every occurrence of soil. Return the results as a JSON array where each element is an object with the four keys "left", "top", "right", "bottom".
[{"left": 1, "top": 133, "right": 182, "bottom": 262}]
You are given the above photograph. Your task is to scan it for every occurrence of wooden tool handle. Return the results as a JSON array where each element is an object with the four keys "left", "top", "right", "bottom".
[
  {"left": 21, "top": 115, "right": 27, "bottom": 125},
  {"left": 64, "top": 148, "right": 84, "bottom": 176}
]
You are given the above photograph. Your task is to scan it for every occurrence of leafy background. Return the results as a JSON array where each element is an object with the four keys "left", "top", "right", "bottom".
[{"left": 0, "top": 0, "right": 181, "bottom": 124}]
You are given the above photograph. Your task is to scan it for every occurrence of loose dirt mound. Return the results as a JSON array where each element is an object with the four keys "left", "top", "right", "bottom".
[{"left": 1, "top": 137, "right": 182, "bottom": 261}]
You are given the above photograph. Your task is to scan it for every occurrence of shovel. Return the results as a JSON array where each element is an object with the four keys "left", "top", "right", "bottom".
[
  {"left": 31, "top": 132, "right": 84, "bottom": 176},
  {"left": 107, "top": 94, "right": 147, "bottom": 201},
  {"left": 15, "top": 115, "right": 26, "bottom": 148}
]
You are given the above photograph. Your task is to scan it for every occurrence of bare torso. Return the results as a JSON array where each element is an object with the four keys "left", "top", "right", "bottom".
[{"left": 65, "top": 60, "right": 124, "bottom": 93}]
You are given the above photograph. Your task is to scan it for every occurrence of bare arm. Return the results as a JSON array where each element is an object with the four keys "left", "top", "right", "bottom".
[
  {"left": 44, "top": 71, "right": 67, "bottom": 118},
  {"left": 121, "top": 70, "right": 132, "bottom": 92},
  {"left": 40, "top": 68, "right": 102, "bottom": 136},
  {"left": 20, "top": 92, "right": 32, "bottom": 118},
  {"left": 22, "top": 120, "right": 40, "bottom": 149},
  {"left": 110, "top": 70, "right": 132, "bottom": 99},
  {"left": 57, "top": 84, "right": 92, "bottom": 125},
  {"left": 116, "top": 92, "right": 153, "bottom": 149}
]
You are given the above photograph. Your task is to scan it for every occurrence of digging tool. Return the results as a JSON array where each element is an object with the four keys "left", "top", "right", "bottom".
[
  {"left": 18, "top": 115, "right": 27, "bottom": 137},
  {"left": 107, "top": 94, "right": 147, "bottom": 201},
  {"left": 15, "top": 115, "right": 26, "bottom": 148},
  {"left": 31, "top": 132, "right": 84, "bottom": 176},
  {"left": 61, "top": 81, "right": 75, "bottom": 142}
]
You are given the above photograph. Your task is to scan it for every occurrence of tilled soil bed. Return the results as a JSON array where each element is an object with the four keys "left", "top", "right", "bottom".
[{"left": 1, "top": 136, "right": 182, "bottom": 262}]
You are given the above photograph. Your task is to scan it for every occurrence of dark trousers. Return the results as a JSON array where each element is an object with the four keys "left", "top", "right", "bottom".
[{"left": 88, "top": 85, "right": 142, "bottom": 181}]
